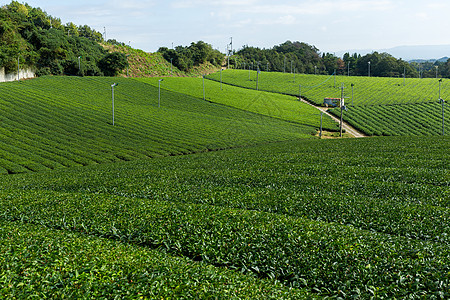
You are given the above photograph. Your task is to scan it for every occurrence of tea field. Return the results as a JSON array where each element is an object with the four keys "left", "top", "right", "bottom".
[
  {"left": 0, "top": 76, "right": 315, "bottom": 174},
  {"left": 207, "top": 69, "right": 450, "bottom": 106},
  {"left": 1, "top": 136, "right": 450, "bottom": 298},
  {"left": 328, "top": 101, "right": 450, "bottom": 136},
  {"left": 137, "top": 77, "right": 338, "bottom": 131},
  {"left": 207, "top": 70, "right": 450, "bottom": 136}
]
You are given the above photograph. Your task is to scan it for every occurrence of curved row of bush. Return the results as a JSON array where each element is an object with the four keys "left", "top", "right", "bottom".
[{"left": 2, "top": 137, "right": 449, "bottom": 298}]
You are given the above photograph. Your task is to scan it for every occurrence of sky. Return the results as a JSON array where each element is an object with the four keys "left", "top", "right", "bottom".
[{"left": 10, "top": 0, "right": 450, "bottom": 56}]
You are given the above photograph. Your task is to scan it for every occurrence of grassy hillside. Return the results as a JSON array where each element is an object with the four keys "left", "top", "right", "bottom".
[
  {"left": 209, "top": 70, "right": 450, "bottom": 136},
  {"left": 0, "top": 76, "right": 312, "bottom": 174},
  {"left": 104, "top": 45, "right": 221, "bottom": 77},
  {"left": 1, "top": 136, "right": 449, "bottom": 298},
  {"left": 138, "top": 77, "right": 339, "bottom": 131}
]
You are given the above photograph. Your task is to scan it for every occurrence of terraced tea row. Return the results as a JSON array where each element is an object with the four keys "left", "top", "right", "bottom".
[
  {"left": 0, "top": 76, "right": 312, "bottom": 174},
  {"left": 0, "top": 220, "right": 304, "bottom": 298},
  {"left": 329, "top": 102, "right": 450, "bottom": 136},
  {"left": 2, "top": 136, "right": 449, "bottom": 298},
  {"left": 207, "top": 69, "right": 450, "bottom": 106},
  {"left": 207, "top": 70, "right": 449, "bottom": 136}
]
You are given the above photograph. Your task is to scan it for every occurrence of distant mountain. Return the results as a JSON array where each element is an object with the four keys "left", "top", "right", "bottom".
[
  {"left": 336, "top": 45, "right": 450, "bottom": 61},
  {"left": 409, "top": 57, "right": 449, "bottom": 63}
]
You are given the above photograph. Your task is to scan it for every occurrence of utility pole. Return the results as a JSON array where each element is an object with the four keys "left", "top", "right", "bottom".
[
  {"left": 203, "top": 75, "right": 206, "bottom": 101},
  {"left": 111, "top": 83, "right": 118, "bottom": 125},
  {"left": 403, "top": 66, "right": 406, "bottom": 86},
  {"left": 227, "top": 44, "right": 229, "bottom": 69},
  {"left": 227, "top": 37, "right": 233, "bottom": 69},
  {"left": 158, "top": 79, "right": 163, "bottom": 108},
  {"left": 347, "top": 62, "right": 350, "bottom": 76},
  {"left": 334, "top": 69, "right": 336, "bottom": 88},
  {"left": 340, "top": 83, "right": 345, "bottom": 137},
  {"left": 256, "top": 66, "right": 259, "bottom": 90},
  {"left": 17, "top": 56, "right": 20, "bottom": 82},
  {"left": 230, "top": 37, "right": 233, "bottom": 54},
  {"left": 319, "top": 112, "right": 323, "bottom": 138},
  {"left": 351, "top": 83, "right": 354, "bottom": 106},
  {"left": 439, "top": 79, "right": 445, "bottom": 135}
]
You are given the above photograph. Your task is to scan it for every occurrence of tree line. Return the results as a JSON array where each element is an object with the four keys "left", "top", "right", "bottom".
[
  {"left": 225, "top": 41, "right": 450, "bottom": 79},
  {"left": 0, "top": 1, "right": 127, "bottom": 77}
]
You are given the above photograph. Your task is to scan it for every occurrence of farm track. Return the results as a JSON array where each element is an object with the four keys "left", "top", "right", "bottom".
[{"left": 298, "top": 97, "right": 367, "bottom": 138}]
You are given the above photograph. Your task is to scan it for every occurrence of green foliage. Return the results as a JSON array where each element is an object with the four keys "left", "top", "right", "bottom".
[
  {"left": 235, "top": 41, "right": 328, "bottom": 74},
  {"left": 0, "top": 220, "right": 306, "bottom": 298},
  {"left": 98, "top": 52, "right": 128, "bottom": 76},
  {"left": 344, "top": 51, "right": 419, "bottom": 77},
  {"left": 0, "top": 136, "right": 449, "bottom": 298},
  {"left": 0, "top": 1, "right": 131, "bottom": 77}
]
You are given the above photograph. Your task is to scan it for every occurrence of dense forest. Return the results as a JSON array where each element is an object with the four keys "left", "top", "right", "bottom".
[
  {"left": 0, "top": 1, "right": 127, "bottom": 76},
  {"left": 228, "top": 41, "right": 450, "bottom": 78}
]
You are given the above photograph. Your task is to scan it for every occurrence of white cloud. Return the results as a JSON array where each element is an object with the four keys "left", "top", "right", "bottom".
[
  {"left": 238, "top": 0, "right": 394, "bottom": 15},
  {"left": 171, "top": 0, "right": 258, "bottom": 9},
  {"left": 111, "top": 0, "right": 156, "bottom": 10},
  {"left": 258, "top": 15, "right": 296, "bottom": 25},
  {"left": 172, "top": 0, "right": 393, "bottom": 14}
]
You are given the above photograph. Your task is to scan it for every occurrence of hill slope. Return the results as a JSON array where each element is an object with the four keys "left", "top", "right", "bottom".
[{"left": 104, "top": 45, "right": 221, "bottom": 77}]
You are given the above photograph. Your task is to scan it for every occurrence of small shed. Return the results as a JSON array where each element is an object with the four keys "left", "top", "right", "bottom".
[{"left": 323, "top": 98, "right": 341, "bottom": 107}]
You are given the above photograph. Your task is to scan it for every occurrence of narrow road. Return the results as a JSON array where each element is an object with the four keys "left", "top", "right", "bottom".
[{"left": 299, "top": 97, "right": 367, "bottom": 138}]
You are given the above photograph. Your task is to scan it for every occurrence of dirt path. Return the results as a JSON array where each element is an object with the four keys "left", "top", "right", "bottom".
[{"left": 299, "top": 97, "right": 367, "bottom": 138}]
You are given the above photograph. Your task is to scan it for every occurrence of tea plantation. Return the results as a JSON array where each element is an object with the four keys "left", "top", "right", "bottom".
[
  {"left": 0, "top": 76, "right": 314, "bottom": 174},
  {"left": 1, "top": 136, "right": 449, "bottom": 298},
  {"left": 1, "top": 75, "right": 449, "bottom": 298},
  {"left": 208, "top": 70, "right": 450, "bottom": 136},
  {"left": 137, "top": 77, "right": 338, "bottom": 131}
]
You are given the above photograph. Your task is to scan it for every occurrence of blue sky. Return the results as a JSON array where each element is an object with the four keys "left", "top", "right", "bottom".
[{"left": 11, "top": 0, "right": 450, "bottom": 55}]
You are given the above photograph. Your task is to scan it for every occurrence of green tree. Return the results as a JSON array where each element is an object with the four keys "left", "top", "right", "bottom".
[{"left": 98, "top": 52, "right": 128, "bottom": 76}]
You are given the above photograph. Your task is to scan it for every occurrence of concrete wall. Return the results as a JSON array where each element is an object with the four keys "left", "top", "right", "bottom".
[{"left": 0, "top": 67, "right": 35, "bottom": 82}]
